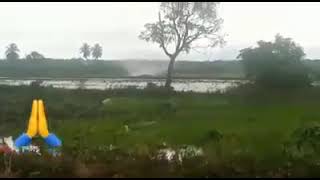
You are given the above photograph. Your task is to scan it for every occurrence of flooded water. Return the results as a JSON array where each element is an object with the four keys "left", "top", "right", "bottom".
[{"left": 0, "top": 78, "right": 249, "bottom": 93}]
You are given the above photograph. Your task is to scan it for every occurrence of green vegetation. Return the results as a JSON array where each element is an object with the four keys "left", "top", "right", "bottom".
[
  {"left": 238, "top": 34, "right": 310, "bottom": 88},
  {"left": 0, "top": 30, "right": 318, "bottom": 178},
  {"left": 0, "top": 60, "right": 129, "bottom": 78},
  {"left": 26, "top": 51, "right": 45, "bottom": 61},
  {"left": 1, "top": 85, "right": 320, "bottom": 177},
  {"left": 2, "top": 59, "right": 320, "bottom": 80},
  {"left": 80, "top": 43, "right": 91, "bottom": 60},
  {"left": 5, "top": 43, "right": 20, "bottom": 61},
  {"left": 91, "top": 44, "right": 103, "bottom": 60},
  {"left": 0, "top": 59, "right": 244, "bottom": 79},
  {"left": 173, "top": 60, "right": 244, "bottom": 79},
  {"left": 0, "top": 1, "right": 319, "bottom": 178}
]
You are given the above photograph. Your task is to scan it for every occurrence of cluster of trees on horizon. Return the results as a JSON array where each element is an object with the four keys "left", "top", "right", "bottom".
[
  {"left": 1, "top": 42, "right": 103, "bottom": 61},
  {"left": 79, "top": 43, "right": 103, "bottom": 60}
]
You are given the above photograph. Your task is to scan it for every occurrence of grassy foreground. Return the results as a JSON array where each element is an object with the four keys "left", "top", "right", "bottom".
[{"left": 1, "top": 85, "right": 320, "bottom": 177}]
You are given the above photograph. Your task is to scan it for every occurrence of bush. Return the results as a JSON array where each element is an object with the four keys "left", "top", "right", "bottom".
[
  {"left": 291, "top": 122, "right": 320, "bottom": 153},
  {"left": 237, "top": 34, "right": 311, "bottom": 88}
]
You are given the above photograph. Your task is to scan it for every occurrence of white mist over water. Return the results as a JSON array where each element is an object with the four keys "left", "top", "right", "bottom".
[{"left": 118, "top": 60, "right": 168, "bottom": 76}]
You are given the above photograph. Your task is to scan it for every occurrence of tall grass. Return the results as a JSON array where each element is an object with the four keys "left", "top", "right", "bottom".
[{"left": 1, "top": 85, "right": 320, "bottom": 177}]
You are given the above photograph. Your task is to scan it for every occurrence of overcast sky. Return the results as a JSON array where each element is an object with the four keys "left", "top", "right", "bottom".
[{"left": 0, "top": 2, "right": 320, "bottom": 60}]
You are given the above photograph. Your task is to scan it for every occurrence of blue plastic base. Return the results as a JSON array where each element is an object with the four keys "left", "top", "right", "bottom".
[
  {"left": 14, "top": 133, "right": 32, "bottom": 148},
  {"left": 44, "top": 133, "right": 62, "bottom": 147}
]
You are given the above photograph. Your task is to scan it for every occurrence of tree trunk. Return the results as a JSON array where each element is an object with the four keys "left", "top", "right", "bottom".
[{"left": 165, "top": 56, "right": 176, "bottom": 88}]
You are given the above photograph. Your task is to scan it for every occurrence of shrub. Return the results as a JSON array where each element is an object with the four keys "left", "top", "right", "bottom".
[{"left": 237, "top": 34, "right": 311, "bottom": 88}]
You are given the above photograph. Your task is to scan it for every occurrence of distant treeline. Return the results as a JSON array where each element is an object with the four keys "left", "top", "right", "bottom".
[
  {"left": 1, "top": 58, "right": 320, "bottom": 80},
  {"left": 173, "top": 60, "right": 244, "bottom": 79},
  {"left": 0, "top": 59, "right": 128, "bottom": 78},
  {"left": 0, "top": 59, "right": 244, "bottom": 79},
  {"left": 303, "top": 59, "right": 320, "bottom": 80},
  {"left": 174, "top": 59, "right": 320, "bottom": 80}
]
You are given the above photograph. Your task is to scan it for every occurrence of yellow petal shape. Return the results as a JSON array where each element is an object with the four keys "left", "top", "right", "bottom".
[
  {"left": 38, "top": 99, "right": 50, "bottom": 138},
  {"left": 26, "top": 100, "right": 38, "bottom": 137}
]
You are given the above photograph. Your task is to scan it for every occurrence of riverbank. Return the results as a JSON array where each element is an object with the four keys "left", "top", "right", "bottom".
[
  {"left": 1, "top": 85, "right": 320, "bottom": 177},
  {"left": 0, "top": 76, "right": 248, "bottom": 81},
  {"left": 0, "top": 59, "right": 244, "bottom": 79},
  {"left": 0, "top": 78, "right": 248, "bottom": 93}
]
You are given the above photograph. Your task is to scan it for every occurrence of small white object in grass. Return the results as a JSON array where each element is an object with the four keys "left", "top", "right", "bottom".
[
  {"left": 157, "top": 148, "right": 176, "bottom": 161},
  {"left": 162, "top": 141, "right": 167, "bottom": 147},
  {"left": 3, "top": 136, "right": 19, "bottom": 152},
  {"left": 156, "top": 145, "right": 204, "bottom": 162},
  {"left": 109, "top": 144, "right": 115, "bottom": 151},
  {"left": 178, "top": 145, "right": 204, "bottom": 159},
  {"left": 102, "top": 98, "right": 112, "bottom": 105},
  {"left": 124, "top": 125, "right": 129, "bottom": 133},
  {"left": 29, "top": 145, "right": 41, "bottom": 155},
  {"left": 20, "top": 145, "right": 41, "bottom": 155}
]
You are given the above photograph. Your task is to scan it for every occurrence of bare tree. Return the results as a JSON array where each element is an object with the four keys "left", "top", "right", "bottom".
[{"left": 139, "top": 2, "right": 225, "bottom": 88}]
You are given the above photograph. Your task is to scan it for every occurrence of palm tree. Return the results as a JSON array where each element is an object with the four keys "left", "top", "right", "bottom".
[
  {"left": 80, "top": 43, "right": 91, "bottom": 60},
  {"left": 5, "top": 43, "right": 20, "bottom": 61},
  {"left": 91, "top": 43, "right": 102, "bottom": 60}
]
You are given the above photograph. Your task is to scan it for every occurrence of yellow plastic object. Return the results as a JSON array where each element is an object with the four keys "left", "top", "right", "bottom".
[
  {"left": 26, "top": 100, "right": 38, "bottom": 137},
  {"left": 38, "top": 99, "right": 50, "bottom": 138}
]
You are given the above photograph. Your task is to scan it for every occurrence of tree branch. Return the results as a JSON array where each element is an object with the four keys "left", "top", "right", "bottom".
[
  {"left": 172, "top": 19, "right": 181, "bottom": 53},
  {"left": 179, "top": 14, "right": 191, "bottom": 53},
  {"left": 170, "top": 3, "right": 181, "bottom": 54},
  {"left": 158, "top": 12, "right": 172, "bottom": 57},
  {"left": 186, "top": 32, "right": 203, "bottom": 45}
]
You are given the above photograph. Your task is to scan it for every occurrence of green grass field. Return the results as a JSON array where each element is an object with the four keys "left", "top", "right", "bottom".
[{"left": 1, "top": 85, "right": 320, "bottom": 177}]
